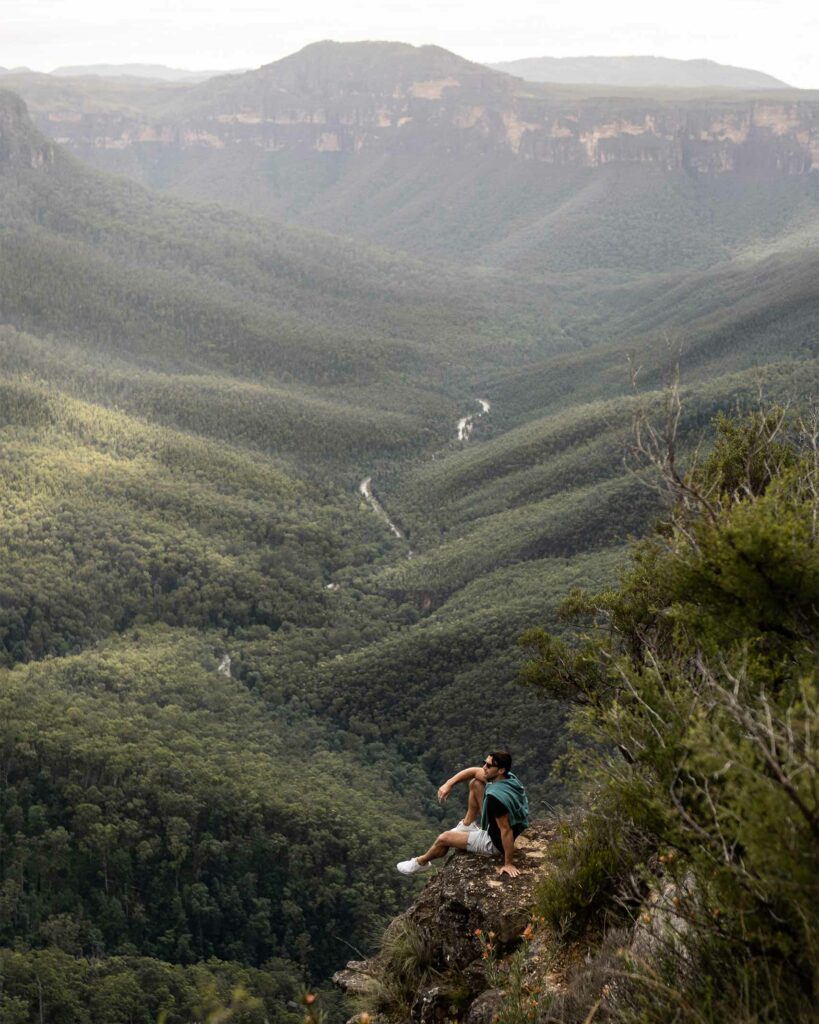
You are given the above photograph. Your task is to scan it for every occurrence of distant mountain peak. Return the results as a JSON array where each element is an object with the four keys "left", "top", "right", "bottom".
[
  {"left": 488, "top": 54, "right": 790, "bottom": 89},
  {"left": 49, "top": 63, "right": 247, "bottom": 83},
  {"left": 158, "top": 39, "right": 516, "bottom": 117},
  {"left": 256, "top": 39, "right": 510, "bottom": 88},
  {"left": 263, "top": 38, "right": 475, "bottom": 66}
]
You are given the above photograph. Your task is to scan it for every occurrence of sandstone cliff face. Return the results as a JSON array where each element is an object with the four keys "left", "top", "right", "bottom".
[
  {"left": 9, "top": 41, "right": 819, "bottom": 181},
  {"left": 32, "top": 83, "right": 819, "bottom": 177}
]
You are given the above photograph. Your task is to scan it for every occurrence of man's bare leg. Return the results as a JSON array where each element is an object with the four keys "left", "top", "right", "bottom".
[
  {"left": 417, "top": 830, "right": 469, "bottom": 865},
  {"left": 463, "top": 776, "right": 485, "bottom": 826}
]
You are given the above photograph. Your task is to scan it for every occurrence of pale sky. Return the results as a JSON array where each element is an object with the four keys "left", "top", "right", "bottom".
[{"left": 2, "top": 0, "right": 817, "bottom": 88}]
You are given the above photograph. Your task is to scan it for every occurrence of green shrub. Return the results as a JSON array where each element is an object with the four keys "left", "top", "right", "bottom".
[
  {"left": 362, "top": 918, "right": 440, "bottom": 1016},
  {"left": 523, "top": 408, "right": 819, "bottom": 1017},
  {"left": 536, "top": 810, "right": 649, "bottom": 940}
]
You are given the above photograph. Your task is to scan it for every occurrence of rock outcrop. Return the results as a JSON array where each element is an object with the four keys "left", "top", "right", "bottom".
[
  {"left": 333, "top": 821, "right": 557, "bottom": 1022},
  {"left": 332, "top": 824, "right": 705, "bottom": 1024}
]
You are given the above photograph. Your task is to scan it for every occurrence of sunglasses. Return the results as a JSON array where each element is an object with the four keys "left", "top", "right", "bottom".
[{"left": 483, "top": 760, "right": 496, "bottom": 769}]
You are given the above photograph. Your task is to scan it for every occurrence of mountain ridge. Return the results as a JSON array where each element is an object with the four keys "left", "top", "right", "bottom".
[
  {"left": 489, "top": 54, "right": 790, "bottom": 89},
  {"left": 51, "top": 62, "right": 247, "bottom": 83},
  {"left": 12, "top": 40, "right": 815, "bottom": 180},
  {"left": 7, "top": 41, "right": 817, "bottom": 276}
]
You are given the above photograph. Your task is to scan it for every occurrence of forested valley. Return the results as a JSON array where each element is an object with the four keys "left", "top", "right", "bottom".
[{"left": 0, "top": 43, "right": 818, "bottom": 1023}]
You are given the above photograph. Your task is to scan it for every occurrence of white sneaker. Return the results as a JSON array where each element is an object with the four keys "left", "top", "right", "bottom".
[
  {"left": 397, "top": 857, "right": 432, "bottom": 875},
  {"left": 453, "top": 820, "right": 479, "bottom": 833}
]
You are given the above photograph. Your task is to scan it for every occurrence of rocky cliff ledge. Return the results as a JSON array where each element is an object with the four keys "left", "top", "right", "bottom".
[{"left": 333, "top": 821, "right": 565, "bottom": 1023}]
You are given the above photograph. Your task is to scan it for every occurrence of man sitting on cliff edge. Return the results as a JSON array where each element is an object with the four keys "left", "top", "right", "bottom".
[{"left": 397, "top": 750, "right": 529, "bottom": 878}]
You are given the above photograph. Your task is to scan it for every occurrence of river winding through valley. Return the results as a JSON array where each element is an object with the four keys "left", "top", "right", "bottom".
[
  {"left": 357, "top": 397, "right": 491, "bottom": 543},
  {"left": 358, "top": 477, "right": 404, "bottom": 538},
  {"left": 456, "top": 398, "right": 490, "bottom": 441}
]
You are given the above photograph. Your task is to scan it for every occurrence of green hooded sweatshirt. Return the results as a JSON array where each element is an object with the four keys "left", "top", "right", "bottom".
[{"left": 480, "top": 772, "right": 529, "bottom": 832}]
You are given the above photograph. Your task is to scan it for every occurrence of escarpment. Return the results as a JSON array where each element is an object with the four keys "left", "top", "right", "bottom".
[
  {"left": 32, "top": 86, "right": 819, "bottom": 175},
  {"left": 12, "top": 41, "right": 819, "bottom": 178}
]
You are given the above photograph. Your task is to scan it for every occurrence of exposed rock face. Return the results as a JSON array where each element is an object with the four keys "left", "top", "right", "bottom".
[
  {"left": 396, "top": 824, "right": 552, "bottom": 971},
  {"left": 464, "top": 989, "right": 505, "bottom": 1024},
  {"left": 25, "top": 44, "right": 819, "bottom": 178},
  {"left": 37, "top": 99, "right": 819, "bottom": 177},
  {"left": 333, "top": 821, "right": 556, "bottom": 1021},
  {"left": 332, "top": 961, "right": 372, "bottom": 999},
  {"left": 7, "top": 43, "right": 818, "bottom": 201}
]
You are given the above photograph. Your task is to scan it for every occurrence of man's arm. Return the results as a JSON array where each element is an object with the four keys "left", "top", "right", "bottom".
[
  {"left": 495, "top": 813, "right": 520, "bottom": 878},
  {"left": 437, "top": 766, "right": 486, "bottom": 804}
]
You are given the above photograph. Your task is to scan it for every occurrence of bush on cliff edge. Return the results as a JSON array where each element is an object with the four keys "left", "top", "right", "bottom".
[{"left": 521, "top": 406, "right": 819, "bottom": 1022}]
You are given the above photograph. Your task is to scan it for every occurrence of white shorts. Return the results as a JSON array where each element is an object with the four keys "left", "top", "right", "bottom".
[{"left": 466, "top": 828, "right": 501, "bottom": 857}]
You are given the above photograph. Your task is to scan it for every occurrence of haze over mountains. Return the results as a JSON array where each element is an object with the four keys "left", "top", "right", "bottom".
[
  {"left": 3, "top": 50, "right": 790, "bottom": 90},
  {"left": 489, "top": 54, "right": 790, "bottom": 89},
  {"left": 50, "top": 63, "right": 249, "bottom": 83},
  {"left": 8, "top": 40, "right": 818, "bottom": 271},
  {"left": 0, "top": 35, "right": 818, "bottom": 1019}
]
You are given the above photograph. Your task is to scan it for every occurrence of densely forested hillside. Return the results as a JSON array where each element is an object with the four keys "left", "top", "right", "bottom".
[
  {"left": 0, "top": 90, "right": 565, "bottom": 407},
  {"left": 0, "top": 90, "right": 575, "bottom": 1016},
  {"left": 1, "top": 629, "right": 431, "bottom": 967},
  {"left": 1, "top": 59, "right": 818, "bottom": 1022}
]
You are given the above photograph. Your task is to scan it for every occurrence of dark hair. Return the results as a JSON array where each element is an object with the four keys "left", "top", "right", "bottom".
[{"left": 490, "top": 750, "right": 512, "bottom": 774}]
